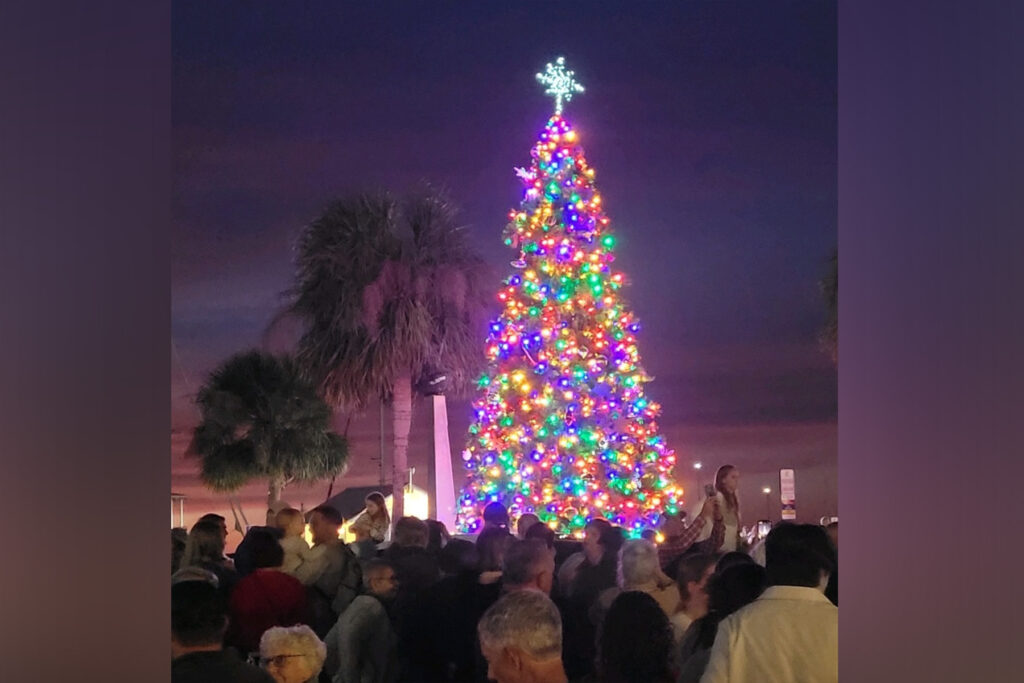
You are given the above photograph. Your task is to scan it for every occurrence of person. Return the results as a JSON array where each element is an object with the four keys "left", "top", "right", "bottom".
[
  {"left": 292, "top": 505, "right": 362, "bottom": 637},
  {"left": 675, "top": 563, "right": 767, "bottom": 683},
  {"left": 657, "top": 497, "right": 725, "bottom": 570},
  {"left": 350, "top": 492, "right": 390, "bottom": 544},
  {"left": 483, "top": 501, "right": 510, "bottom": 531},
  {"left": 426, "top": 519, "right": 451, "bottom": 556},
  {"left": 824, "top": 521, "right": 838, "bottom": 606},
  {"left": 226, "top": 529, "right": 311, "bottom": 657},
  {"left": 477, "top": 525, "right": 514, "bottom": 576},
  {"left": 699, "top": 523, "right": 838, "bottom": 683},
  {"left": 276, "top": 507, "right": 311, "bottom": 574},
  {"left": 669, "top": 553, "right": 717, "bottom": 644},
  {"left": 172, "top": 527, "right": 188, "bottom": 574},
  {"left": 524, "top": 522, "right": 556, "bottom": 552},
  {"left": 198, "top": 513, "right": 230, "bottom": 546},
  {"left": 171, "top": 580, "right": 274, "bottom": 683},
  {"left": 477, "top": 590, "right": 568, "bottom": 683},
  {"left": 503, "top": 539, "right": 556, "bottom": 595},
  {"left": 323, "top": 559, "right": 399, "bottom": 683},
  {"left": 516, "top": 512, "right": 540, "bottom": 539},
  {"left": 172, "top": 566, "right": 220, "bottom": 587},
  {"left": 694, "top": 466, "right": 742, "bottom": 553},
  {"left": 181, "top": 519, "right": 239, "bottom": 598},
  {"left": 593, "top": 591, "right": 674, "bottom": 683},
  {"left": 592, "top": 539, "right": 681, "bottom": 629},
  {"left": 421, "top": 539, "right": 485, "bottom": 681},
  {"left": 235, "top": 523, "right": 285, "bottom": 577},
  {"left": 714, "top": 551, "right": 754, "bottom": 573},
  {"left": 259, "top": 625, "right": 327, "bottom": 683}
]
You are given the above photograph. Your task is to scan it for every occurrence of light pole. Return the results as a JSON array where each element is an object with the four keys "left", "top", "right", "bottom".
[{"left": 762, "top": 486, "right": 772, "bottom": 520}]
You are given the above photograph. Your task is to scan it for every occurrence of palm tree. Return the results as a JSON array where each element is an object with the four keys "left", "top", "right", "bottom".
[
  {"left": 288, "top": 188, "right": 490, "bottom": 521},
  {"left": 188, "top": 350, "right": 349, "bottom": 508},
  {"left": 819, "top": 246, "right": 838, "bottom": 364}
]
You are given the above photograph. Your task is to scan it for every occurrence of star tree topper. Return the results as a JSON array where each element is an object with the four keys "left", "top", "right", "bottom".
[{"left": 536, "top": 56, "right": 585, "bottom": 115}]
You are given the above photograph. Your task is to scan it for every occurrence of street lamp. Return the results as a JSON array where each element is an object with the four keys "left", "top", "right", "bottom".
[
  {"left": 762, "top": 486, "right": 772, "bottom": 520},
  {"left": 693, "top": 462, "right": 702, "bottom": 470}
]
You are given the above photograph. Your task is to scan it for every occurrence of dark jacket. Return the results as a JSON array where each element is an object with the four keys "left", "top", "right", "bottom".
[{"left": 172, "top": 649, "right": 274, "bottom": 683}]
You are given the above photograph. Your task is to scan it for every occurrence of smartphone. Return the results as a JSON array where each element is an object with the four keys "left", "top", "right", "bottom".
[
  {"left": 757, "top": 520, "right": 772, "bottom": 539},
  {"left": 704, "top": 484, "right": 716, "bottom": 498}
]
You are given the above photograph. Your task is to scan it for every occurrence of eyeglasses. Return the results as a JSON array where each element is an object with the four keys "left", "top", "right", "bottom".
[{"left": 259, "top": 654, "right": 305, "bottom": 667}]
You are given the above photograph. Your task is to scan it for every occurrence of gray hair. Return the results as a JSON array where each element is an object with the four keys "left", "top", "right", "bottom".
[
  {"left": 618, "top": 539, "right": 659, "bottom": 587},
  {"left": 259, "top": 625, "right": 326, "bottom": 677},
  {"left": 477, "top": 590, "right": 562, "bottom": 660},
  {"left": 502, "top": 539, "right": 550, "bottom": 587}
]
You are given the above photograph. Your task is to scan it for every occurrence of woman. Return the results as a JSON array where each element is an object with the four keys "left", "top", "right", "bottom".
[
  {"left": 258, "top": 625, "right": 326, "bottom": 683},
  {"left": 226, "top": 530, "right": 310, "bottom": 657},
  {"left": 676, "top": 563, "right": 767, "bottom": 683},
  {"left": 594, "top": 591, "right": 675, "bottom": 683},
  {"left": 670, "top": 553, "right": 718, "bottom": 643},
  {"left": 696, "top": 465, "right": 743, "bottom": 553},
  {"left": 180, "top": 520, "right": 238, "bottom": 598},
  {"left": 350, "top": 492, "right": 390, "bottom": 544}
]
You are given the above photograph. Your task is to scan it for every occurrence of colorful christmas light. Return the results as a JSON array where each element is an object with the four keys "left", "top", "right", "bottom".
[{"left": 456, "top": 58, "right": 683, "bottom": 538}]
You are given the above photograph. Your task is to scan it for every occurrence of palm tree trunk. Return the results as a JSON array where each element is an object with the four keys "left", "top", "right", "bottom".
[
  {"left": 391, "top": 371, "right": 414, "bottom": 523},
  {"left": 268, "top": 475, "right": 285, "bottom": 510}
]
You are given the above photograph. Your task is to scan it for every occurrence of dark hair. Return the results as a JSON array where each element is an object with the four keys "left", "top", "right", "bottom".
[
  {"left": 172, "top": 580, "right": 227, "bottom": 646},
  {"left": 599, "top": 524, "right": 625, "bottom": 556},
  {"left": 524, "top": 521, "right": 556, "bottom": 550},
  {"left": 477, "top": 526, "right": 513, "bottom": 572},
  {"left": 714, "top": 465, "right": 739, "bottom": 514},
  {"left": 171, "top": 528, "right": 188, "bottom": 574},
  {"left": 394, "top": 516, "right": 429, "bottom": 547},
  {"left": 689, "top": 563, "right": 768, "bottom": 651},
  {"left": 439, "top": 538, "right": 479, "bottom": 575},
  {"left": 503, "top": 539, "right": 551, "bottom": 587},
  {"left": 765, "top": 523, "right": 837, "bottom": 587},
  {"left": 715, "top": 551, "right": 755, "bottom": 573},
  {"left": 246, "top": 529, "right": 285, "bottom": 569},
  {"left": 426, "top": 519, "right": 449, "bottom": 553},
  {"left": 311, "top": 505, "right": 344, "bottom": 527},
  {"left": 483, "top": 501, "right": 509, "bottom": 527},
  {"left": 596, "top": 591, "right": 674, "bottom": 683},
  {"left": 676, "top": 553, "right": 717, "bottom": 607},
  {"left": 197, "top": 513, "right": 226, "bottom": 526},
  {"left": 362, "top": 558, "right": 395, "bottom": 589}
]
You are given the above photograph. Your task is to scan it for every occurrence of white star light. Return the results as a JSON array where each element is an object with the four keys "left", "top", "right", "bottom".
[{"left": 536, "top": 56, "right": 585, "bottom": 115}]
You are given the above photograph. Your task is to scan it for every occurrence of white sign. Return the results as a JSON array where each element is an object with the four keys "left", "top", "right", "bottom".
[{"left": 780, "top": 468, "right": 796, "bottom": 520}]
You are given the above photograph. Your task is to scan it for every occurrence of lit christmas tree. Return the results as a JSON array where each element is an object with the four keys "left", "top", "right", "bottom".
[{"left": 456, "top": 58, "right": 683, "bottom": 538}]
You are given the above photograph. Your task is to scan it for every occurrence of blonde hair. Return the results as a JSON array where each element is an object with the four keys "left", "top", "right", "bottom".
[{"left": 181, "top": 520, "right": 225, "bottom": 568}]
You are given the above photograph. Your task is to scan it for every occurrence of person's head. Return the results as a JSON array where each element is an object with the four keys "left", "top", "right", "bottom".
[
  {"left": 426, "top": 519, "right": 450, "bottom": 553},
  {"left": 708, "top": 563, "right": 768, "bottom": 616},
  {"left": 364, "top": 492, "right": 389, "bottom": 523},
  {"left": 483, "top": 501, "right": 510, "bottom": 530},
  {"left": 182, "top": 520, "right": 226, "bottom": 568},
  {"left": 516, "top": 513, "right": 540, "bottom": 539},
  {"left": 362, "top": 559, "right": 399, "bottom": 600},
  {"left": 765, "top": 523, "right": 837, "bottom": 590},
  {"left": 503, "top": 539, "right": 556, "bottom": 595},
  {"left": 171, "top": 566, "right": 220, "bottom": 587},
  {"left": 265, "top": 500, "right": 292, "bottom": 527},
  {"left": 524, "top": 520, "right": 556, "bottom": 552},
  {"left": 477, "top": 526, "right": 514, "bottom": 572},
  {"left": 308, "top": 505, "right": 343, "bottom": 545},
  {"left": 259, "top": 625, "right": 326, "bottom": 683},
  {"left": 439, "top": 538, "right": 480, "bottom": 576},
  {"left": 596, "top": 591, "right": 674, "bottom": 683},
  {"left": 617, "top": 539, "right": 660, "bottom": 588},
  {"left": 640, "top": 529, "right": 657, "bottom": 542},
  {"left": 171, "top": 528, "right": 188, "bottom": 573},
  {"left": 393, "top": 516, "right": 429, "bottom": 548},
  {"left": 676, "top": 553, "right": 717, "bottom": 615},
  {"left": 171, "top": 580, "right": 227, "bottom": 657},
  {"left": 275, "top": 508, "right": 306, "bottom": 538},
  {"left": 715, "top": 551, "right": 755, "bottom": 574},
  {"left": 583, "top": 518, "right": 613, "bottom": 563},
  {"left": 660, "top": 512, "right": 685, "bottom": 539},
  {"left": 247, "top": 528, "right": 285, "bottom": 570},
  {"left": 478, "top": 590, "right": 565, "bottom": 683},
  {"left": 715, "top": 465, "right": 740, "bottom": 510},
  {"left": 197, "top": 513, "right": 228, "bottom": 542}
]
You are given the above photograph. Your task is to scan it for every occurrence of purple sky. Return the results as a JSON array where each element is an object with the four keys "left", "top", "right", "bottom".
[{"left": 171, "top": 2, "right": 837, "bottom": 537}]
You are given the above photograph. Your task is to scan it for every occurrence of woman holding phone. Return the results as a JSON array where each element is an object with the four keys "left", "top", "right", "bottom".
[{"left": 695, "top": 465, "right": 743, "bottom": 552}]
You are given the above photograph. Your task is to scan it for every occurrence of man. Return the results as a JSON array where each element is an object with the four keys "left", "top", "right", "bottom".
[
  {"left": 503, "top": 539, "right": 555, "bottom": 595},
  {"left": 171, "top": 580, "right": 274, "bottom": 683},
  {"left": 516, "top": 512, "right": 540, "bottom": 539},
  {"left": 483, "top": 501, "right": 510, "bottom": 531},
  {"left": 700, "top": 523, "right": 838, "bottom": 683},
  {"left": 292, "top": 505, "right": 362, "bottom": 636},
  {"left": 478, "top": 591, "right": 568, "bottom": 683},
  {"left": 324, "top": 559, "right": 400, "bottom": 683}
]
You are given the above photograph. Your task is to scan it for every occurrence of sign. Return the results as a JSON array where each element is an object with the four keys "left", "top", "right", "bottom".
[{"left": 780, "top": 468, "right": 796, "bottom": 520}]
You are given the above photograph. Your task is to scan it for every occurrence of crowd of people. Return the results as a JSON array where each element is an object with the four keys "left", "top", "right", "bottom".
[{"left": 171, "top": 465, "right": 838, "bottom": 683}]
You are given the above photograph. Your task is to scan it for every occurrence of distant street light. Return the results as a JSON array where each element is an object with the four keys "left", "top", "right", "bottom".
[
  {"left": 693, "top": 462, "right": 702, "bottom": 470},
  {"left": 762, "top": 486, "right": 772, "bottom": 520}
]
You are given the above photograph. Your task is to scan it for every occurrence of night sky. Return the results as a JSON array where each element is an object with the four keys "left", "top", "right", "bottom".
[{"left": 172, "top": 1, "right": 837, "bottom": 535}]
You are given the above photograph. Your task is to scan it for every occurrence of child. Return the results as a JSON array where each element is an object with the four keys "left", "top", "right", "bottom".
[{"left": 275, "top": 507, "right": 310, "bottom": 574}]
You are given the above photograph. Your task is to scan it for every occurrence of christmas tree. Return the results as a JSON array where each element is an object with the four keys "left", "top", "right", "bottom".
[{"left": 456, "top": 58, "right": 683, "bottom": 538}]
